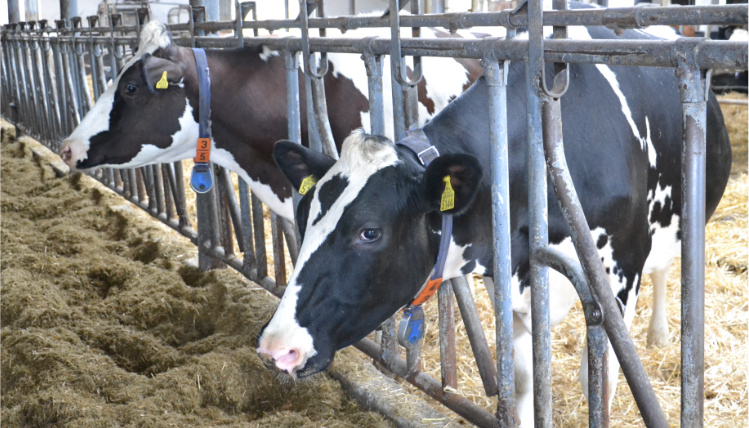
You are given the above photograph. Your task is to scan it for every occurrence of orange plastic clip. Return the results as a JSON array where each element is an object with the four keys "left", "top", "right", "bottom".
[
  {"left": 194, "top": 138, "right": 211, "bottom": 163},
  {"left": 411, "top": 277, "right": 443, "bottom": 306}
]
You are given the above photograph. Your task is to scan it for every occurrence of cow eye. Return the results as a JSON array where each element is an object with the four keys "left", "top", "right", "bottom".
[
  {"left": 125, "top": 84, "right": 137, "bottom": 94},
  {"left": 359, "top": 228, "right": 381, "bottom": 242}
]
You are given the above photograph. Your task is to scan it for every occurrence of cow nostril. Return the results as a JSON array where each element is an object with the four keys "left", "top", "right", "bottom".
[
  {"left": 60, "top": 145, "right": 72, "bottom": 162},
  {"left": 276, "top": 349, "right": 299, "bottom": 369},
  {"left": 257, "top": 346, "right": 303, "bottom": 374}
]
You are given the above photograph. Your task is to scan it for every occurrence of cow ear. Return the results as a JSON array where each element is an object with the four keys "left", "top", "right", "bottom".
[
  {"left": 421, "top": 154, "right": 483, "bottom": 216},
  {"left": 141, "top": 53, "right": 183, "bottom": 92},
  {"left": 273, "top": 140, "right": 336, "bottom": 193}
]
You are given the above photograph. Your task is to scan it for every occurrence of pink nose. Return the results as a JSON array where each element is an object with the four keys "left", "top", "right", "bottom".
[
  {"left": 60, "top": 144, "right": 72, "bottom": 164},
  {"left": 257, "top": 346, "right": 304, "bottom": 374}
]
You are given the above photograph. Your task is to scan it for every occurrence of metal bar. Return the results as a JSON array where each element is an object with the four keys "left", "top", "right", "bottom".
[
  {"left": 542, "top": 98, "right": 669, "bottom": 427},
  {"left": 438, "top": 280, "right": 457, "bottom": 390},
  {"left": 251, "top": 194, "right": 268, "bottom": 280},
  {"left": 362, "top": 48, "right": 385, "bottom": 136},
  {"left": 238, "top": 179, "right": 257, "bottom": 276},
  {"left": 6, "top": 30, "right": 746, "bottom": 71},
  {"left": 528, "top": 0, "right": 552, "bottom": 425},
  {"left": 716, "top": 97, "right": 748, "bottom": 105},
  {"left": 677, "top": 56, "right": 707, "bottom": 428},
  {"left": 355, "top": 338, "right": 498, "bottom": 428},
  {"left": 153, "top": 164, "right": 167, "bottom": 221},
  {"left": 160, "top": 4, "right": 749, "bottom": 33},
  {"left": 451, "top": 276, "right": 499, "bottom": 397},
  {"left": 483, "top": 54, "right": 517, "bottom": 426},
  {"left": 217, "top": 166, "right": 246, "bottom": 253},
  {"left": 172, "top": 161, "right": 192, "bottom": 230},
  {"left": 299, "top": 0, "right": 323, "bottom": 153},
  {"left": 271, "top": 212, "right": 287, "bottom": 287},
  {"left": 388, "top": 0, "right": 407, "bottom": 140}
]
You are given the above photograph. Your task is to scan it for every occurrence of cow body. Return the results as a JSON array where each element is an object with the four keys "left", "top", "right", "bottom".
[
  {"left": 256, "top": 23, "right": 732, "bottom": 425},
  {"left": 60, "top": 21, "right": 480, "bottom": 220}
]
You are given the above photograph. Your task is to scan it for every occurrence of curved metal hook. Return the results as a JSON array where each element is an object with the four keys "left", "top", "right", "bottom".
[
  {"left": 73, "top": 38, "right": 86, "bottom": 56},
  {"left": 113, "top": 43, "right": 125, "bottom": 59},
  {"left": 389, "top": 0, "right": 422, "bottom": 87},
  {"left": 541, "top": 0, "right": 570, "bottom": 98},
  {"left": 308, "top": 52, "right": 329, "bottom": 78}
]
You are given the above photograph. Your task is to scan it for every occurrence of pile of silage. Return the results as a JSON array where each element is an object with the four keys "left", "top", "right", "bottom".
[{"left": 0, "top": 125, "right": 392, "bottom": 427}]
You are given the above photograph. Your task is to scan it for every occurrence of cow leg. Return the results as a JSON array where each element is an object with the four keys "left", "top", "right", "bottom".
[
  {"left": 511, "top": 268, "right": 579, "bottom": 427},
  {"left": 647, "top": 261, "right": 672, "bottom": 348},
  {"left": 513, "top": 313, "right": 535, "bottom": 427}
]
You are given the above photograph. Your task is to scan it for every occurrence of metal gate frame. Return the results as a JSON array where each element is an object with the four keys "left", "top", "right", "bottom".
[{"left": 1, "top": 1, "right": 747, "bottom": 426}]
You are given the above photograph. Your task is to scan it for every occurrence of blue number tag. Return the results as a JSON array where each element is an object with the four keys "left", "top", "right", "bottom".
[
  {"left": 190, "top": 163, "right": 213, "bottom": 193},
  {"left": 398, "top": 305, "right": 425, "bottom": 348}
]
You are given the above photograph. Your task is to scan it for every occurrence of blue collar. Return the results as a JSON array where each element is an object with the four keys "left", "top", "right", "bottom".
[
  {"left": 396, "top": 129, "right": 453, "bottom": 308},
  {"left": 190, "top": 47, "right": 213, "bottom": 193}
]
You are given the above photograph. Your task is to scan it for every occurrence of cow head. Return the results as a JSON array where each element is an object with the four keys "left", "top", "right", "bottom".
[
  {"left": 256, "top": 130, "right": 482, "bottom": 377},
  {"left": 60, "top": 21, "right": 197, "bottom": 170}
]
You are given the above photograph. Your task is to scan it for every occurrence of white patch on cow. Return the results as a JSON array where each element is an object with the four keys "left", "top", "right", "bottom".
[
  {"left": 103, "top": 100, "right": 199, "bottom": 169},
  {"left": 511, "top": 228, "right": 626, "bottom": 333},
  {"left": 442, "top": 240, "right": 479, "bottom": 281},
  {"left": 63, "top": 21, "right": 174, "bottom": 166},
  {"left": 259, "top": 45, "right": 279, "bottom": 62},
  {"left": 308, "top": 25, "right": 470, "bottom": 139},
  {"left": 259, "top": 132, "right": 400, "bottom": 370},
  {"left": 210, "top": 148, "right": 294, "bottom": 220},
  {"left": 643, "top": 183, "right": 680, "bottom": 274}
]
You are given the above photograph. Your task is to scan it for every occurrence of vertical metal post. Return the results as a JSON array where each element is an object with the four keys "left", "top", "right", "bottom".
[
  {"left": 483, "top": 54, "right": 518, "bottom": 426},
  {"left": 677, "top": 57, "right": 707, "bottom": 428},
  {"left": 59, "top": 0, "right": 77, "bottom": 21},
  {"left": 438, "top": 281, "right": 457, "bottom": 390},
  {"left": 362, "top": 48, "right": 385, "bottom": 136},
  {"left": 388, "top": 0, "right": 407, "bottom": 140},
  {"left": 238, "top": 179, "right": 256, "bottom": 276},
  {"left": 527, "top": 0, "right": 551, "bottom": 425},
  {"left": 541, "top": 97, "right": 669, "bottom": 428},
  {"left": 8, "top": 0, "right": 21, "bottom": 23}
]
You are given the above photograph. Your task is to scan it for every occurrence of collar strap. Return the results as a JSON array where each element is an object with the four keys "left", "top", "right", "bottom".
[
  {"left": 397, "top": 129, "right": 439, "bottom": 166},
  {"left": 396, "top": 129, "right": 453, "bottom": 307},
  {"left": 190, "top": 48, "right": 213, "bottom": 193}
]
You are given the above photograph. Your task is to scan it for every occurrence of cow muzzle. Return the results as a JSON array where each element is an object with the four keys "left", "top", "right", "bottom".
[{"left": 256, "top": 344, "right": 306, "bottom": 376}]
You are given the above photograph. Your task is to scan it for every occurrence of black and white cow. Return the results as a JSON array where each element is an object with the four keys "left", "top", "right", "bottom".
[
  {"left": 255, "top": 23, "right": 732, "bottom": 425},
  {"left": 59, "top": 21, "right": 481, "bottom": 220}
]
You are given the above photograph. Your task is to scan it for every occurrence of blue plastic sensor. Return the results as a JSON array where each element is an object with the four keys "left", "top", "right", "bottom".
[
  {"left": 398, "top": 305, "right": 426, "bottom": 347},
  {"left": 190, "top": 163, "right": 213, "bottom": 193}
]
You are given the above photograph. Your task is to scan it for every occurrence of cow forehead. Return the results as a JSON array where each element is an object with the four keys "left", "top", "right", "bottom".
[{"left": 298, "top": 132, "right": 400, "bottom": 265}]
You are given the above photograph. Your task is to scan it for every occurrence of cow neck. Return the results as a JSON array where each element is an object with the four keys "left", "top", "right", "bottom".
[
  {"left": 396, "top": 129, "right": 453, "bottom": 308},
  {"left": 189, "top": 47, "right": 213, "bottom": 193}
]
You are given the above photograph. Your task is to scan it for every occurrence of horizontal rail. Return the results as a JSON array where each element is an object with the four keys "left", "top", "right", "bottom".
[
  {"left": 4, "top": 5, "right": 746, "bottom": 35},
  {"left": 717, "top": 97, "right": 748, "bottom": 105}
]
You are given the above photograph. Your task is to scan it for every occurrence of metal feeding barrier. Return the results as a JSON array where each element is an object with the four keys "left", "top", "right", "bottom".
[{"left": 1, "top": 1, "right": 747, "bottom": 426}]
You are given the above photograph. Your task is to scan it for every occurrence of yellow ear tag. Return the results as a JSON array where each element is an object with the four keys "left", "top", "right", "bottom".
[
  {"left": 299, "top": 175, "right": 317, "bottom": 195},
  {"left": 440, "top": 175, "right": 455, "bottom": 212},
  {"left": 155, "top": 71, "right": 169, "bottom": 89}
]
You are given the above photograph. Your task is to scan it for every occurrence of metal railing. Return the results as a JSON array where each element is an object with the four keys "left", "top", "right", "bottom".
[{"left": 2, "top": 1, "right": 747, "bottom": 426}]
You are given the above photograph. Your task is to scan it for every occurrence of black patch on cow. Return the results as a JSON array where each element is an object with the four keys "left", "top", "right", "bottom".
[
  {"left": 461, "top": 260, "right": 477, "bottom": 275},
  {"left": 649, "top": 187, "right": 675, "bottom": 228},
  {"left": 596, "top": 234, "right": 608, "bottom": 249},
  {"left": 312, "top": 174, "right": 349, "bottom": 226}
]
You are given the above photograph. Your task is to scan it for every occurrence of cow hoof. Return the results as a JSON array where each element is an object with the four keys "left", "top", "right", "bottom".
[{"left": 646, "top": 328, "right": 670, "bottom": 348}]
